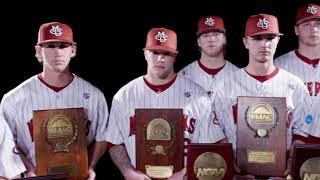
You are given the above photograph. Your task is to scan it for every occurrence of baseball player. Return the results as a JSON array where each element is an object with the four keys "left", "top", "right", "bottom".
[
  {"left": 275, "top": 3, "right": 320, "bottom": 143},
  {"left": 0, "top": 116, "right": 26, "bottom": 179},
  {"left": 0, "top": 22, "right": 109, "bottom": 179},
  {"left": 106, "top": 27, "right": 225, "bottom": 180},
  {"left": 212, "top": 14, "right": 311, "bottom": 178},
  {"left": 179, "top": 16, "right": 238, "bottom": 95}
]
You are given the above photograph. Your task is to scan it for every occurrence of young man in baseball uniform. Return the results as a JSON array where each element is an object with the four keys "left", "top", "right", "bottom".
[
  {"left": 0, "top": 22, "right": 109, "bottom": 179},
  {"left": 275, "top": 3, "right": 320, "bottom": 143},
  {"left": 179, "top": 16, "right": 238, "bottom": 96},
  {"left": 106, "top": 27, "right": 225, "bottom": 180},
  {"left": 0, "top": 117, "right": 26, "bottom": 179},
  {"left": 212, "top": 14, "right": 311, "bottom": 178}
]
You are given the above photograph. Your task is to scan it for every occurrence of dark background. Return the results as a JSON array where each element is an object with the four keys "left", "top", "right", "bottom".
[{"left": 1, "top": 0, "right": 319, "bottom": 179}]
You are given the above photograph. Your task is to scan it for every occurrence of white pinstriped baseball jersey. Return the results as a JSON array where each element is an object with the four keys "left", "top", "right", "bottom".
[
  {"left": 179, "top": 60, "right": 238, "bottom": 95},
  {"left": 275, "top": 50, "right": 320, "bottom": 137},
  {"left": 0, "top": 116, "right": 26, "bottom": 178},
  {"left": 212, "top": 68, "right": 311, "bottom": 152},
  {"left": 105, "top": 74, "right": 225, "bottom": 167},
  {"left": 0, "top": 74, "right": 109, "bottom": 169}
]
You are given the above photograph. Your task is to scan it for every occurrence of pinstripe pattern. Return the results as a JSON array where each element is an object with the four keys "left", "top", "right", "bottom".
[
  {"left": 179, "top": 60, "right": 238, "bottom": 94},
  {"left": 212, "top": 68, "right": 311, "bottom": 152},
  {"left": 105, "top": 74, "right": 225, "bottom": 167},
  {"left": 0, "top": 116, "right": 26, "bottom": 178},
  {"left": 275, "top": 50, "right": 320, "bottom": 137},
  {"left": 0, "top": 75, "right": 109, "bottom": 167}
]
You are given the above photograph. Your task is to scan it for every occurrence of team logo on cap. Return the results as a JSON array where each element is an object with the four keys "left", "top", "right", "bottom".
[
  {"left": 205, "top": 17, "right": 215, "bottom": 26},
  {"left": 257, "top": 18, "right": 270, "bottom": 29},
  {"left": 49, "top": 25, "right": 63, "bottom": 37},
  {"left": 307, "top": 6, "right": 318, "bottom": 15},
  {"left": 155, "top": 31, "right": 168, "bottom": 43}
]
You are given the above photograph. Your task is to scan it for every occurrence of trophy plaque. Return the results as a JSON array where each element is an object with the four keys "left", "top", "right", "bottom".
[
  {"left": 187, "top": 143, "right": 233, "bottom": 180},
  {"left": 237, "top": 97, "right": 287, "bottom": 176},
  {"left": 292, "top": 144, "right": 320, "bottom": 180},
  {"left": 135, "top": 109, "right": 184, "bottom": 179},
  {"left": 33, "top": 108, "right": 88, "bottom": 180}
]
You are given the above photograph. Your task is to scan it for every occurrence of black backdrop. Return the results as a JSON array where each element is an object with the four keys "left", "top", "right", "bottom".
[{"left": 1, "top": 0, "right": 319, "bottom": 179}]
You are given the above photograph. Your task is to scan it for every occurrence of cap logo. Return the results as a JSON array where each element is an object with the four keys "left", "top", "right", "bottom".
[
  {"left": 257, "top": 18, "right": 270, "bottom": 29},
  {"left": 155, "top": 31, "right": 168, "bottom": 43},
  {"left": 307, "top": 6, "right": 318, "bottom": 15},
  {"left": 205, "top": 17, "right": 215, "bottom": 26},
  {"left": 49, "top": 25, "right": 63, "bottom": 37}
]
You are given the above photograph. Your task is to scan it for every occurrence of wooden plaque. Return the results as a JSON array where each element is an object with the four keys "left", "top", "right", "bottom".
[
  {"left": 135, "top": 109, "right": 184, "bottom": 179},
  {"left": 237, "top": 97, "right": 287, "bottom": 176},
  {"left": 187, "top": 143, "right": 233, "bottom": 180},
  {"left": 292, "top": 144, "right": 320, "bottom": 180},
  {"left": 33, "top": 108, "right": 88, "bottom": 180}
]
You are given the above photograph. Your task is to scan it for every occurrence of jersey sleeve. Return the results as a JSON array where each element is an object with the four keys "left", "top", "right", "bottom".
[
  {"left": 105, "top": 97, "right": 125, "bottom": 145},
  {"left": 94, "top": 93, "right": 109, "bottom": 141},
  {"left": 291, "top": 81, "right": 312, "bottom": 137},
  {"left": 0, "top": 117, "right": 26, "bottom": 178},
  {"left": 0, "top": 95, "right": 18, "bottom": 139}
]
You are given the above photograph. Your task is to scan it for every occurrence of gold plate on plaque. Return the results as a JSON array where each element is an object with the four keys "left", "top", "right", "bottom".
[
  {"left": 193, "top": 152, "right": 227, "bottom": 180},
  {"left": 43, "top": 114, "right": 78, "bottom": 152},
  {"left": 246, "top": 103, "right": 279, "bottom": 137},
  {"left": 247, "top": 150, "right": 275, "bottom": 164},
  {"left": 145, "top": 165, "right": 173, "bottom": 178},
  {"left": 147, "top": 118, "right": 171, "bottom": 140},
  {"left": 300, "top": 157, "right": 320, "bottom": 179}
]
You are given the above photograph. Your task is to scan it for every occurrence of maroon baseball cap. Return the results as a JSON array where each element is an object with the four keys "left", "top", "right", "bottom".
[
  {"left": 37, "top": 22, "right": 76, "bottom": 45},
  {"left": 196, "top": 16, "right": 225, "bottom": 36},
  {"left": 296, "top": 4, "right": 320, "bottom": 25},
  {"left": 245, "top": 14, "right": 283, "bottom": 37},
  {"left": 143, "top": 27, "right": 178, "bottom": 54}
]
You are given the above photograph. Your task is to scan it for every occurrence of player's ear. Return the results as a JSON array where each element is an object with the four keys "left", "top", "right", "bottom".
[
  {"left": 294, "top": 25, "right": 299, "bottom": 36},
  {"left": 242, "top": 37, "right": 249, "bottom": 49},
  {"left": 71, "top": 45, "right": 77, "bottom": 58},
  {"left": 35, "top": 45, "right": 43, "bottom": 63}
]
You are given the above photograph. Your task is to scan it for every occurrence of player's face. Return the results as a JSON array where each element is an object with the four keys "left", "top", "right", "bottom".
[
  {"left": 243, "top": 34, "right": 280, "bottom": 63},
  {"left": 144, "top": 50, "right": 176, "bottom": 79},
  {"left": 295, "top": 20, "right": 320, "bottom": 47},
  {"left": 36, "top": 42, "right": 76, "bottom": 73},
  {"left": 198, "top": 31, "right": 226, "bottom": 57}
]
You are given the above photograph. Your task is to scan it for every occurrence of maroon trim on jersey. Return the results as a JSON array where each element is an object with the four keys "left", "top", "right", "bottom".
[
  {"left": 306, "top": 135, "right": 320, "bottom": 144},
  {"left": 292, "top": 134, "right": 308, "bottom": 143},
  {"left": 106, "top": 142, "right": 125, "bottom": 151},
  {"left": 143, "top": 75, "right": 177, "bottom": 93},
  {"left": 37, "top": 73, "right": 74, "bottom": 92},
  {"left": 245, "top": 67, "right": 279, "bottom": 83},
  {"left": 198, "top": 61, "right": 225, "bottom": 76},
  {"left": 295, "top": 50, "right": 320, "bottom": 68},
  {"left": 129, "top": 116, "right": 136, "bottom": 136},
  {"left": 232, "top": 104, "right": 238, "bottom": 124}
]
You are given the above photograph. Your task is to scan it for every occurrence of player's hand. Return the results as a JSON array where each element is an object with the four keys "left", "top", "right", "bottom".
[
  {"left": 24, "top": 170, "right": 36, "bottom": 177},
  {"left": 168, "top": 168, "right": 186, "bottom": 180},
  {"left": 87, "top": 168, "right": 96, "bottom": 180},
  {"left": 123, "top": 169, "right": 151, "bottom": 180}
]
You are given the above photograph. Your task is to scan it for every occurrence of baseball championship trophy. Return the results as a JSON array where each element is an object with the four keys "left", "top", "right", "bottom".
[
  {"left": 135, "top": 109, "right": 184, "bottom": 179},
  {"left": 187, "top": 143, "right": 233, "bottom": 180},
  {"left": 237, "top": 96, "right": 287, "bottom": 176},
  {"left": 33, "top": 108, "right": 88, "bottom": 180},
  {"left": 292, "top": 144, "right": 320, "bottom": 180}
]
